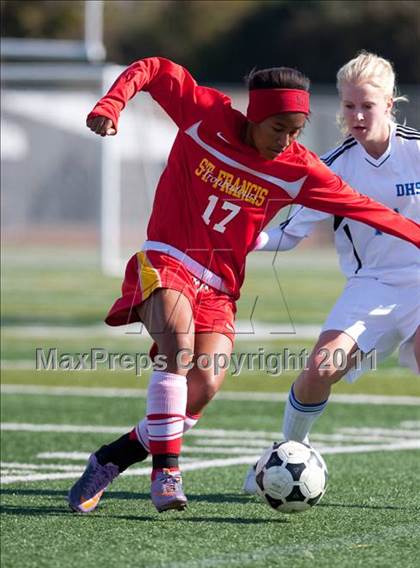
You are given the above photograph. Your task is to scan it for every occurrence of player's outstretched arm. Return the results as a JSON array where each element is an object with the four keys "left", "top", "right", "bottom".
[
  {"left": 87, "top": 57, "right": 228, "bottom": 134},
  {"left": 254, "top": 207, "right": 329, "bottom": 252},
  {"left": 254, "top": 228, "right": 302, "bottom": 251},
  {"left": 298, "top": 164, "right": 420, "bottom": 248},
  {"left": 86, "top": 116, "right": 116, "bottom": 137}
]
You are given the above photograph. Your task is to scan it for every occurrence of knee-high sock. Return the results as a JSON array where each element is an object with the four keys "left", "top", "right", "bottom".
[
  {"left": 282, "top": 384, "right": 328, "bottom": 443},
  {"left": 135, "top": 412, "right": 201, "bottom": 452},
  {"left": 95, "top": 431, "right": 148, "bottom": 471},
  {"left": 146, "top": 371, "right": 187, "bottom": 455}
]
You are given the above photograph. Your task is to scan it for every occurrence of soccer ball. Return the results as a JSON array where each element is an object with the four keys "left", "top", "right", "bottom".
[{"left": 255, "top": 440, "right": 328, "bottom": 513}]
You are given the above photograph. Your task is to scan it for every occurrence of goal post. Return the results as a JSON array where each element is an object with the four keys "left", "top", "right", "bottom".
[{"left": 99, "top": 66, "right": 122, "bottom": 276}]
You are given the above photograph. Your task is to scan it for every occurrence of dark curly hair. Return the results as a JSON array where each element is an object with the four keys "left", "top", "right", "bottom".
[{"left": 246, "top": 67, "right": 310, "bottom": 92}]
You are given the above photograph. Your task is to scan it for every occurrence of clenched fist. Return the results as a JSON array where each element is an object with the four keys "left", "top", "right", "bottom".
[{"left": 86, "top": 116, "right": 117, "bottom": 137}]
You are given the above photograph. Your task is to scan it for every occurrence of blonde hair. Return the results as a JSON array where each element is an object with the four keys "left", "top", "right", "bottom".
[{"left": 336, "top": 51, "right": 407, "bottom": 133}]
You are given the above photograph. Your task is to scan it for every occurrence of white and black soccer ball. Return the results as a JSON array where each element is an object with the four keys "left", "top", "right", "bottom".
[{"left": 255, "top": 440, "right": 328, "bottom": 513}]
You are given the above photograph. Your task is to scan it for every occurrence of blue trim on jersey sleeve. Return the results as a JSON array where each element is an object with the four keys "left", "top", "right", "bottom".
[{"left": 322, "top": 139, "right": 357, "bottom": 167}]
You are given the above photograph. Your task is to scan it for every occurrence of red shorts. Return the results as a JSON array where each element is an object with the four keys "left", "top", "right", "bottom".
[{"left": 105, "top": 251, "right": 236, "bottom": 343}]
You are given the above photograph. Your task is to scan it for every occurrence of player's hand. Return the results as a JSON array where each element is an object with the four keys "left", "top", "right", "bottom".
[{"left": 86, "top": 116, "right": 117, "bottom": 137}]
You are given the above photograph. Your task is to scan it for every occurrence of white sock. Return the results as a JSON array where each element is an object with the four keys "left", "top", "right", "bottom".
[
  {"left": 146, "top": 370, "right": 187, "bottom": 455},
  {"left": 136, "top": 411, "right": 200, "bottom": 452},
  {"left": 282, "top": 384, "right": 328, "bottom": 443}
]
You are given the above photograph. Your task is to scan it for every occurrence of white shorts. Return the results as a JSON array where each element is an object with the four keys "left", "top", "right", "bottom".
[{"left": 322, "top": 277, "right": 420, "bottom": 383}]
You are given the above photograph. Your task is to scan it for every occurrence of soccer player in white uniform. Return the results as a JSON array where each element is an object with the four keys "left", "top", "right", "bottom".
[{"left": 244, "top": 51, "right": 420, "bottom": 492}]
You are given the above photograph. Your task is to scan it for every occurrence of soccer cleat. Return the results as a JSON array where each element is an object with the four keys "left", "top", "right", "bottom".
[
  {"left": 151, "top": 469, "right": 187, "bottom": 512},
  {"left": 68, "top": 454, "right": 119, "bottom": 513},
  {"left": 242, "top": 462, "right": 258, "bottom": 495}
]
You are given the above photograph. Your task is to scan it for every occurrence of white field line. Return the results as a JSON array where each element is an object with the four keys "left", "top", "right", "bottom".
[
  {"left": 1, "top": 462, "right": 86, "bottom": 471},
  {"left": 1, "top": 361, "right": 34, "bottom": 370},
  {"left": 168, "top": 447, "right": 261, "bottom": 455},
  {"left": 2, "top": 422, "right": 419, "bottom": 445},
  {"left": 311, "top": 433, "right": 406, "bottom": 443},
  {"left": 0, "top": 422, "right": 275, "bottom": 436},
  {"left": 30, "top": 439, "right": 420, "bottom": 458},
  {"left": 33, "top": 452, "right": 197, "bottom": 464},
  {"left": 1, "top": 322, "right": 322, "bottom": 340},
  {"left": 1, "top": 423, "right": 128, "bottom": 434},
  {"left": 0, "top": 385, "right": 150, "bottom": 398},
  {"left": 1, "top": 456, "right": 258, "bottom": 485},
  {"left": 1, "top": 474, "right": 80, "bottom": 483},
  {"left": 2, "top": 383, "right": 420, "bottom": 406},
  {"left": 182, "top": 434, "right": 405, "bottom": 445},
  {"left": 185, "top": 438, "right": 276, "bottom": 447},
  {"left": 2, "top": 324, "right": 143, "bottom": 339},
  {"left": 2, "top": 420, "right": 419, "bottom": 485},
  {"left": 219, "top": 391, "right": 420, "bottom": 406},
  {"left": 36, "top": 452, "right": 103, "bottom": 460},
  {"left": 400, "top": 421, "right": 420, "bottom": 428},
  {"left": 340, "top": 427, "right": 420, "bottom": 438},
  {"left": 31, "top": 452, "right": 243, "bottom": 461},
  {"left": 180, "top": 427, "right": 416, "bottom": 442},
  {"left": 318, "top": 440, "right": 420, "bottom": 454},
  {"left": 34, "top": 440, "right": 420, "bottom": 456},
  {"left": 165, "top": 523, "right": 420, "bottom": 568},
  {"left": 3, "top": 440, "right": 419, "bottom": 485}
]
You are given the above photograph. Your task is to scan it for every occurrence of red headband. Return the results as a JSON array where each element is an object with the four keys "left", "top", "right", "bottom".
[{"left": 246, "top": 88, "right": 310, "bottom": 123}]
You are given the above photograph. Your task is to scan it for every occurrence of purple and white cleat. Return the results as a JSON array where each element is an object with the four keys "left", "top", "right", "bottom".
[
  {"left": 68, "top": 454, "right": 119, "bottom": 513},
  {"left": 151, "top": 469, "right": 187, "bottom": 512}
]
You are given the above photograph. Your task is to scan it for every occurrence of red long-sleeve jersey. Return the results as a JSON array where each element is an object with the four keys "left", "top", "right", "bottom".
[{"left": 88, "top": 57, "right": 420, "bottom": 298}]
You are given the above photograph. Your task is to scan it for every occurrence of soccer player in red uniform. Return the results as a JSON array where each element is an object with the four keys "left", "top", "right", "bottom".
[{"left": 68, "top": 57, "right": 420, "bottom": 514}]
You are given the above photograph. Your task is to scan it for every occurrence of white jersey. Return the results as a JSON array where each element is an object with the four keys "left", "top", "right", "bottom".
[{"left": 282, "top": 122, "right": 420, "bottom": 285}]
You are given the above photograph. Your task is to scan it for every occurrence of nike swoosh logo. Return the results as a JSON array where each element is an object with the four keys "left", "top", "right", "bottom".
[
  {"left": 185, "top": 121, "right": 307, "bottom": 198},
  {"left": 216, "top": 131, "right": 231, "bottom": 144}
]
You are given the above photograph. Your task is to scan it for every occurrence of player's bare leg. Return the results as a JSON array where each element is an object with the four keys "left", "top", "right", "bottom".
[
  {"left": 139, "top": 321, "right": 232, "bottom": 511},
  {"left": 243, "top": 330, "right": 358, "bottom": 495},
  {"left": 280, "top": 329, "right": 358, "bottom": 446},
  {"left": 186, "top": 332, "right": 233, "bottom": 415},
  {"left": 283, "top": 330, "right": 358, "bottom": 443},
  {"left": 293, "top": 330, "right": 358, "bottom": 403},
  {"left": 136, "top": 289, "right": 194, "bottom": 511},
  {"left": 69, "top": 326, "right": 232, "bottom": 512},
  {"left": 127, "top": 331, "right": 232, "bottom": 457},
  {"left": 144, "top": 330, "right": 232, "bottom": 509},
  {"left": 138, "top": 331, "right": 232, "bottom": 448},
  {"left": 68, "top": 289, "right": 194, "bottom": 514}
]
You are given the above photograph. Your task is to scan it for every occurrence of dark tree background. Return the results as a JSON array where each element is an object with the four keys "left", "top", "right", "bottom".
[{"left": 2, "top": 0, "right": 420, "bottom": 83}]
